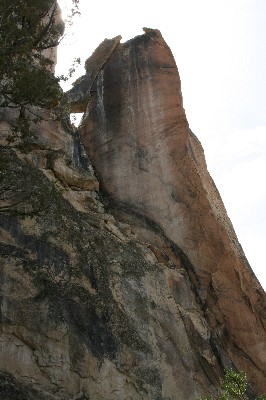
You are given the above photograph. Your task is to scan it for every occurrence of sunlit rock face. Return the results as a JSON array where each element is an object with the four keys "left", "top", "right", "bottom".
[{"left": 78, "top": 28, "right": 266, "bottom": 395}]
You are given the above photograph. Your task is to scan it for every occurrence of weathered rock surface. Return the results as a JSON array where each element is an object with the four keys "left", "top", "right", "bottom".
[
  {"left": 1, "top": 28, "right": 266, "bottom": 400},
  {"left": 65, "top": 35, "right": 122, "bottom": 113},
  {"left": 78, "top": 28, "right": 266, "bottom": 395},
  {"left": 1, "top": 133, "right": 220, "bottom": 400}
]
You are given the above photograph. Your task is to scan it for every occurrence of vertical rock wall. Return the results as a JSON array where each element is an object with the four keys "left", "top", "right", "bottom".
[
  {"left": 78, "top": 29, "right": 266, "bottom": 395},
  {"left": 1, "top": 27, "right": 266, "bottom": 400}
]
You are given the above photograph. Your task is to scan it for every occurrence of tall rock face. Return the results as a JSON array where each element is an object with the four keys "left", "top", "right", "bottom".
[
  {"left": 77, "top": 29, "right": 266, "bottom": 394},
  {"left": 0, "top": 29, "right": 266, "bottom": 400}
]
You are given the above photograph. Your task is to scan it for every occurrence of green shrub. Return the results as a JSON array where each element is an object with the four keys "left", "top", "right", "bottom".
[{"left": 198, "top": 368, "right": 266, "bottom": 400}]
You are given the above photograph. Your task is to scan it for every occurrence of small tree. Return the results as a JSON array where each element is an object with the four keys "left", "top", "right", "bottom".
[
  {"left": 198, "top": 368, "right": 266, "bottom": 400},
  {"left": 0, "top": 0, "right": 79, "bottom": 141}
]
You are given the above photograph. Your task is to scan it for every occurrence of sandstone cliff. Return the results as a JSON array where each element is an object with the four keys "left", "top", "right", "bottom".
[{"left": 0, "top": 29, "right": 265, "bottom": 400}]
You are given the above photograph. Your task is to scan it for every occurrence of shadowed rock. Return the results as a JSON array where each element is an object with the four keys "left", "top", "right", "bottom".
[{"left": 64, "top": 35, "right": 122, "bottom": 113}]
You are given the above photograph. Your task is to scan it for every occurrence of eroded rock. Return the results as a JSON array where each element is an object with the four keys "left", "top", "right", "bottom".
[
  {"left": 64, "top": 35, "right": 122, "bottom": 113},
  {"left": 78, "top": 28, "right": 266, "bottom": 395},
  {"left": 1, "top": 28, "right": 266, "bottom": 400}
]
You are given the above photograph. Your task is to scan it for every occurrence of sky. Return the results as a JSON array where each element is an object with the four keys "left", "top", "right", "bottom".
[{"left": 56, "top": 0, "right": 266, "bottom": 290}]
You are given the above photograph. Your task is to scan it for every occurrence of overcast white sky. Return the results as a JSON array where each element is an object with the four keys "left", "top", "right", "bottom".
[{"left": 56, "top": 0, "right": 266, "bottom": 290}]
